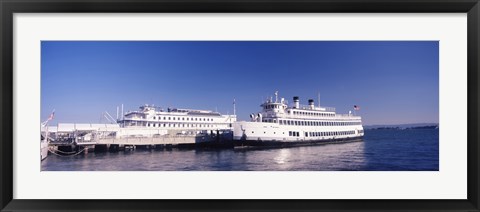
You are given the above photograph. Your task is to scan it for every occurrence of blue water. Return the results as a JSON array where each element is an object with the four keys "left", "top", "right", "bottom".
[{"left": 41, "top": 128, "right": 439, "bottom": 171}]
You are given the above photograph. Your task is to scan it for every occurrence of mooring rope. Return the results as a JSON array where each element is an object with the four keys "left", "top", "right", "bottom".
[
  {"left": 51, "top": 148, "right": 77, "bottom": 154},
  {"left": 48, "top": 147, "right": 86, "bottom": 157}
]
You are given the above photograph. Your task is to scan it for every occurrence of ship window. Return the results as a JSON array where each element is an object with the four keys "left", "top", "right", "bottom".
[
  {"left": 182, "top": 118, "right": 185, "bottom": 120},
  {"left": 173, "top": 117, "right": 176, "bottom": 120},
  {"left": 252, "top": 131, "right": 254, "bottom": 134}
]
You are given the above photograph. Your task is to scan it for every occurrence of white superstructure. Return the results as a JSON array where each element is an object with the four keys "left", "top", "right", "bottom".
[
  {"left": 119, "top": 104, "right": 236, "bottom": 134},
  {"left": 233, "top": 92, "right": 364, "bottom": 143}
]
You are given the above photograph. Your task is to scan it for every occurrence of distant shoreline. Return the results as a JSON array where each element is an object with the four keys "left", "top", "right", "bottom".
[{"left": 364, "top": 123, "right": 439, "bottom": 130}]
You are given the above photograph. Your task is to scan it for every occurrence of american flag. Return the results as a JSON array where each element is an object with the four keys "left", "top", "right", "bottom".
[
  {"left": 353, "top": 105, "right": 360, "bottom": 111},
  {"left": 47, "top": 110, "right": 55, "bottom": 121}
]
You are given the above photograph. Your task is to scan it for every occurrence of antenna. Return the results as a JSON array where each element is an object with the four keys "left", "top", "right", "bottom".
[
  {"left": 318, "top": 92, "right": 321, "bottom": 107},
  {"left": 116, "top": 106, "right": 119, "bottom": 121},
  {"left": 233, "top": 98, "right": 236, "bottom": 116},
  {"left": 274, "top": 91, "right": 278, "bottom": 103}
]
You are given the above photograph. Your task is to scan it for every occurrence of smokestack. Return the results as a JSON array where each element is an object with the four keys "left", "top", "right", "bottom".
[
  {"left": 308, "top": 99, "right": 315, "bottom": 109},
  {"left": 293, "top": 96, "right": 300, "bottom": 108}
]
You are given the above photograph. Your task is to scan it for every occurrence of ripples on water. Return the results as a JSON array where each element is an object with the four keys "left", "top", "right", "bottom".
[{"left": 42, "top": 128, "right": 439, "bottom": 171}]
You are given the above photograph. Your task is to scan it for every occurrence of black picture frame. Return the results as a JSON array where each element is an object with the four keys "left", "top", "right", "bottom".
[{"left": 1, "top": 0, "right": 479, "bottom": 211}]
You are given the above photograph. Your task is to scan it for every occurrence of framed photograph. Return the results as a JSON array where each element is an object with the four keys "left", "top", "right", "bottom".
[{"left": 1, "top": 0, "right": 479, "bottom": 211}]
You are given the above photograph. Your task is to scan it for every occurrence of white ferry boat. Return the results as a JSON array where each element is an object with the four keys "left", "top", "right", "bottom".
[
  {"left": 41, "top": 135, "right": 49, "bottom": 160},
  {"left": 119, "top": 104, "right": 236, "bottom": 135},
  {"left": 41, "top": 110, "right": 55, "bottom": 160},
  {"left": 233, "top": 92, "right": 364, "bottom": 146}
]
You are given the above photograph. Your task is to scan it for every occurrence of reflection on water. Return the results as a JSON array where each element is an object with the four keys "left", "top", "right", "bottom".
[{"left": 42, "top": 129, "right": 438, "bottom": 171}]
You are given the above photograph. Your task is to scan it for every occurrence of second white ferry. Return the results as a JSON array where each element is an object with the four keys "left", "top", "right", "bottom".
[
  {"left": 119, "top": 104, "right": 236, "bottom": 135},
  {"left": 233, "top": 92, "right": 364, "bottom": 146}
]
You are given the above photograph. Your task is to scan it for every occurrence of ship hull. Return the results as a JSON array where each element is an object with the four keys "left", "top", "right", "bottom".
[
  {"left": 234, "top": 136, "right": 363, "bottom": 149},
  {"left": 233, "top": 121, "right": 364, "bottom": 143}
]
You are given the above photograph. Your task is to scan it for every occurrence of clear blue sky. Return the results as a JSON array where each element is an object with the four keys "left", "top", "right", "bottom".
[{"left": 41, "top": 41, "right": 439, "bottom": 125}]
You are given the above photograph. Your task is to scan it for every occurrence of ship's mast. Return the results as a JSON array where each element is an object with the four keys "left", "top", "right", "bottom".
[
  {"left": 233, "top": 98, "right": 236, "bottom": 116},
  {"left": 318, "top": 92, "right": 321, "bottom": 107}
]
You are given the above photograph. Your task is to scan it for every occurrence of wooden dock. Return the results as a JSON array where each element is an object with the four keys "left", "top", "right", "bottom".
[{"left": 49, "top": 133, "right": 234, "bottom": 154}]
